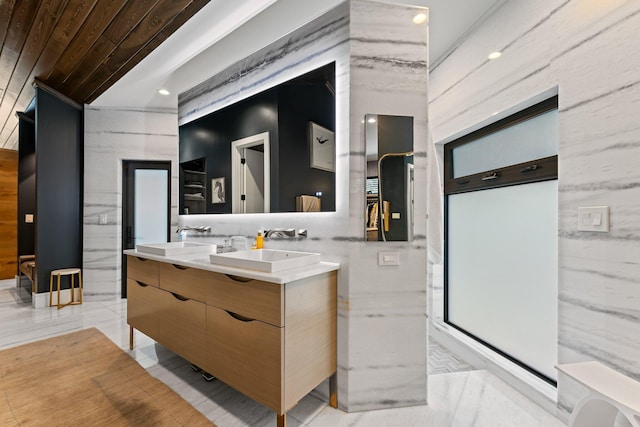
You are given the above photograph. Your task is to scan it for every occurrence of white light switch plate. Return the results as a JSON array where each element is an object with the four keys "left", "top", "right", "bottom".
[
  {"left": 578, "top": 206, "right": 609, "bottom": 232},
  {"left": 25, "top": 214, "right": 33, "bottom": 223},
  {"left": 378, "top": 251, "right": 399, "bottom": 266},
  {"left": 98, "top": 214, "right": 108, "bottom": 225}
]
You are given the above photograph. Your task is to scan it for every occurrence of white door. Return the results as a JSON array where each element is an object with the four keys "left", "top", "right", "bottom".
[
  {"left": 243, "top": 148, "right": 265, "bottom": 213},
  {"left": 231, "top": 132, "right": 270, "bottom": 213}
]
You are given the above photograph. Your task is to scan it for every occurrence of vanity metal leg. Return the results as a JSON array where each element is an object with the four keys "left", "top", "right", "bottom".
[
  {"left": 329, "top": 373, "right": 338, "bottom": 408},
  {"left": 129, "top": 326, "right": 134, "bottom": 350},
  {"left": 277, "top": 413, "right": 286, "bottom": 427}
]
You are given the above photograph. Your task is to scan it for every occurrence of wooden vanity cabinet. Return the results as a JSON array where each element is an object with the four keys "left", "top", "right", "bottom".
[
  {"left": 128, "top": 278, "right": 207, "bottom": 367},
  {"left": 127, "top": 256, "right": 160, "bottom": 287},
  {"left": 159, "top": 262, "right": 210, "bottom": 302},
  {"left": 203, "top": 273, "right": 337, "bottom": 414},
  {"left": 126, "top": 256, "right": 337, "bottom": 425},
  {"left": 206, "top": 305, "right": 283, "bottom": 409},
  {"left": 127, "top": 258, "right": 207, "bottom": 367}
]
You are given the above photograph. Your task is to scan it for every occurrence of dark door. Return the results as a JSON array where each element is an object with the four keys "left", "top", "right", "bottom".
[{"left": 122, "top": 161, "right": 171, "bottom": 297}]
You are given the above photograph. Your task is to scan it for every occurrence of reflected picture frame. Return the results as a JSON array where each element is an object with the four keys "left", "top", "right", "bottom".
[
  {"left": 310, "top": 122, "right": 335, "bottom": 172},
  {"left": 211, "top": 177, "right": 225, "bottom": 204}
]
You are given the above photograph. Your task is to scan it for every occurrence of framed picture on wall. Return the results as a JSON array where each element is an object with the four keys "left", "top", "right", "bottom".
[
  {"left": 211, "top": 177, "right": 225, "bottom": 204},
  {"left": 310, "top": 122, "right": 335, "bottom": 172}
]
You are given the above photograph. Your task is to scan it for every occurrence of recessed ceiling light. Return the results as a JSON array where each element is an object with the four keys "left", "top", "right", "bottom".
[
  {"left": 367, "top": 117, "right": 376, "bottom": 123},
  {"left": 413, "top": 13, "right": 427, "bottom": 25},
  {"left": 488, "top": 51, "right": 502, "bottom": 60},
  {"left": 158, "top": 89, "right": 170, "bottom": 95}
]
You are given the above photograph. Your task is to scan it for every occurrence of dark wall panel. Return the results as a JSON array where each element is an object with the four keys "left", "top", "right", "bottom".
[
  {"left": 277, "top": 84, "right": 335, "bottom": 212},
  {"left": 18, "top": 116, "right": 36, "bottom": 260},
  {"left": 179, "top": 89, "right": 279, "bottom": 214},
  {"left": 34, "top": 88, "right": 83, "bottom": 293}
]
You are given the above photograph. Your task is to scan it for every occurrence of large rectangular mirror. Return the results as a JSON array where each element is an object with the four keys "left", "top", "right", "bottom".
[
  {"left": 179, "top": 62, "right": 336, "bottom": 214},
  {"left": 365, "top": 114, "right": 414, "bottom": 242}
]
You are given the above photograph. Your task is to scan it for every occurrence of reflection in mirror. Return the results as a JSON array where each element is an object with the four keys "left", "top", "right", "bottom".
[
  {"left": 365, "top": 114, "right": 414, "bottom": 242},
  {"left": 179, "top": 62, "right": 336, "bottom": 214},
  {"left": 231, "top": 132, "right": 269, "bottom": 213}
]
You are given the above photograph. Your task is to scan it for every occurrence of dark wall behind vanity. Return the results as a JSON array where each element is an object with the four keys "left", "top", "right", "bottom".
[
  {"left": 277, "top": 84, "right": 335, "bottom": 212},
  {"left": 180, "top": 89, "right": 279, "bottom": 214}
]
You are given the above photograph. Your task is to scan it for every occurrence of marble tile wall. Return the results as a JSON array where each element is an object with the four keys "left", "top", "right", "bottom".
[
  {"left": 428, "top": 0, "right": 640, "bottom": 419},
  {"left": 178, "top": 0, "right": 428, "bottom": 412},
  {"left": 83, "top": 107, "right": 179, "bottom": 299}
]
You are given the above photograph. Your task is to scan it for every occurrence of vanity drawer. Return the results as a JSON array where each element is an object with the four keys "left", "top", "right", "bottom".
[
  {"left": 159, "top": 262, "right": 209, "bottom": 302},
  {"left": 205, "top": 272, "right": 283, "bottom": 327},
  {"left": 127, "top": 256, "right": 159, "bottom": 287},
  {"left": 205, "top": 305, "right": 283, "bottom": 412},
  {"left": 128, "top": 278, "right": 206, "bottom": 367},
  {"left": 127, "top": 279, "right": 163, "bottom": 338}
]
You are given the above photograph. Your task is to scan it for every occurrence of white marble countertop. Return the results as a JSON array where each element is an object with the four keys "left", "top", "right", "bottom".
[{"left": 123, "top": 249, "right": 340, "bottom": 285}]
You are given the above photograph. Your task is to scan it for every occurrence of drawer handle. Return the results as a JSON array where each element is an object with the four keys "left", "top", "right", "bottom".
[
  {"left": 135, "top": 281, "right": 148, "bottom": 288},
  {"left": 136, "top": 257, "right": 149, "bottom": 262},
  {"left": 171, "top": 292, "right": 189, "bottom": 301},
  {"left": 225, "top": 274, "right": 254, "bottom": 283},
  {"left": 225, "top": 310, "right": 255, "bottom": 322},
  {"left": 172, "top": 264, "right": 190, "bottom": 270}
]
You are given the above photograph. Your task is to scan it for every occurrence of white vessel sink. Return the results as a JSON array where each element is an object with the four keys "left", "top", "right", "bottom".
[
  {"left": 209, "top": 249, "right": 321, "bottom": 273},
  {"left": 136, "top": 242, "right": 216, "bottom": 256}
]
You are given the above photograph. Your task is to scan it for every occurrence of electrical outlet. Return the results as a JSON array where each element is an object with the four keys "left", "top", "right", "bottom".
[
  {"left": 378, "top": 251, "right": 399, "bottom": 266},
  {"left": 98, "top": 214, "right": 108, "bottom": 225},
  {"left": 25, "top": 214, "right": 33, "bottom": 223}
]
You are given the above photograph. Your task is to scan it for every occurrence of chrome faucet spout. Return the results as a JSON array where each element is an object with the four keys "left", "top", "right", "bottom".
[
  {"left": 264, "top": 228, "right": 296, "bottom": 238},
  {"left": 176, "top": 226, "right": 211, "bottom": 233}
]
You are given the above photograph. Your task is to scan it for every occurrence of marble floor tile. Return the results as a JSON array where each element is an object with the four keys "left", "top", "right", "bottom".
[
  {"left": 428, "top": 340, "right": 473, "bottom": 375},
  {"left": 0, "top": 278, "right": 565, "bottom": 427},
  {"left": 428, "top": 371, "right": 565, "bottom": 427}
]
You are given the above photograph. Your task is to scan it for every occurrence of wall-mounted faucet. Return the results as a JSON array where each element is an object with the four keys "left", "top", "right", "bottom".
[
  {"left": 264, "top": 228, "right": 307, "bottom": 238},
  {"left": 176, "top": 225, "right": 211, "bottom": 233}
]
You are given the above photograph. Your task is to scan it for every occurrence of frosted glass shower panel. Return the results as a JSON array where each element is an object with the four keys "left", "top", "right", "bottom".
[
  {"left": 134, "top": 169, "right": 169, "bottom": 245},
  {"left": 447, "top": 180, "right": 558, "bottom": 381}
]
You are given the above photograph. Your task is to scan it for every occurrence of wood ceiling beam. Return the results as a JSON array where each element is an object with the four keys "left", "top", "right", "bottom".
[
  {"left": 44, "top": 0, "right": 128, "bottom": 86},
  {"left": 0, "top": 0, "right": 212, "bottom": 148},
  {"left": 0, "top": 0, "right": 38, "bottom": 148},
  {"left": 7, "top": 0, "right": 67, "bottom": 99},
  {"left": 0, "top": 1, "right": 17, "bottom": 56},
  {"left": 77, "top": 0, "right": 206, "bottom": 102},
  {"left": 0, "top": 1, "right": 38, "bottom": 107},
  {"left": 0, "top": 0, "right": 95, "bottom": 148},
  {"left": 84, "top": 0, "right": 209, "bottom": 103},
  {"left": 59, "top": 0, "right": 163, "bottom": 96}
]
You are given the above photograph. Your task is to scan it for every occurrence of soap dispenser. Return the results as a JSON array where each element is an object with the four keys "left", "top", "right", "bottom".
[{"left": 255, "top": 230, "right": 264, "bottom": 249}]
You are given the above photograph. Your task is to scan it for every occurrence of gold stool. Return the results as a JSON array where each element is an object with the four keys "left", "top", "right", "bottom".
[{"left": 49, "top": 268, "right": 82, "bottom": 309}]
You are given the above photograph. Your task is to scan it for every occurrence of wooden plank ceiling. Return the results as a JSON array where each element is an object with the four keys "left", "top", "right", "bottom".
[{"left": 0, "top": 0, "right": 210, "bottom": 150}]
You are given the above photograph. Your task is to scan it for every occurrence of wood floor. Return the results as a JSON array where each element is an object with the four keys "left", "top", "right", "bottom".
[{"left": 0, "top": 279, "right": 564, "bottom": 427}]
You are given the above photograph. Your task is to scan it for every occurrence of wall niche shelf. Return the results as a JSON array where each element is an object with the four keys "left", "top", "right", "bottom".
[{"left": 180, "top": 159, "right": 206, "bottom": 214}]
